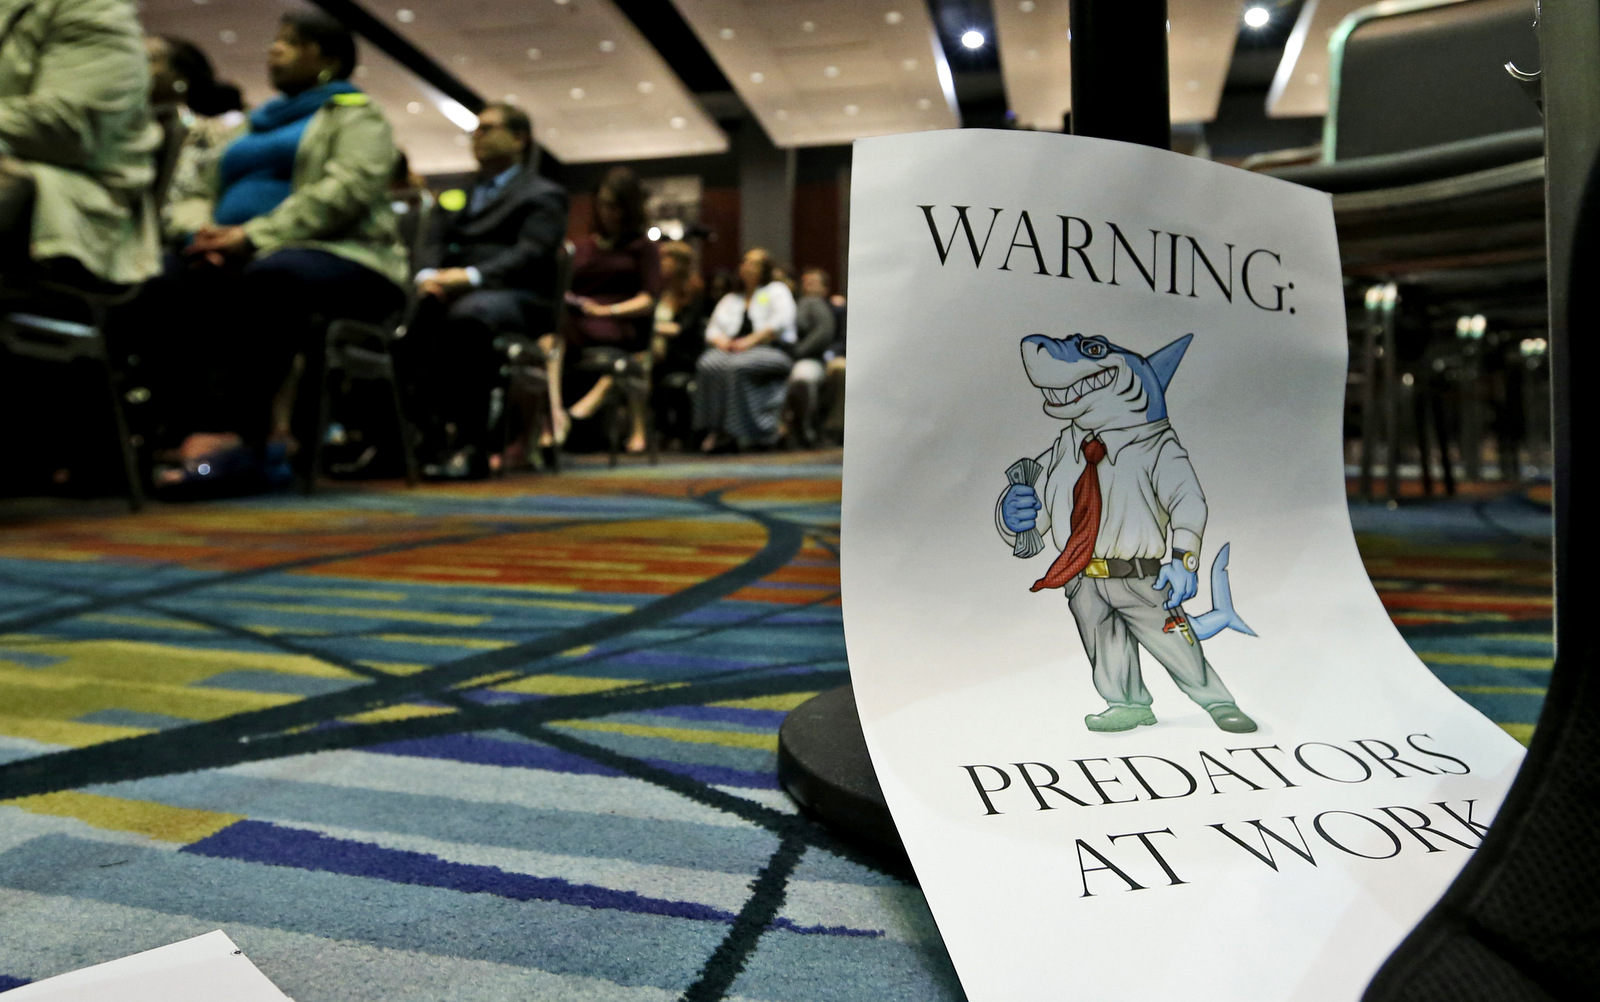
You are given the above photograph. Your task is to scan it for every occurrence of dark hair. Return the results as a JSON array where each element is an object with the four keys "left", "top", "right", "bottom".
[
  {"left": 744, "top": 247, "right": 775, "bottom": 287},
  {"left": 802, "top": 266, "right": 830, "bottom": 289},
  {"left": 481, "top": 102, "right": 533, "bottom": 160},
  {"left": 282, "top": 11, "right": 358, "bottom": 80},
  {"left": 595, "top": 166, "right": 646, "bottom": 240},
  {"left": 391, "top": 150, "right": 413, "bottom": 187},
  {"left": 160, "top": 36, "right": 241, "bottom": 116}
]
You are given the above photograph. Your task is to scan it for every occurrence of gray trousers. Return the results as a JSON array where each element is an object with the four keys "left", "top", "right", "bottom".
[
  {"left": 693, "top": 344, "right": 793, "bottom": 445},
  {"left": 1066, "top": 574, "right": 1236, "bottom": 709}
]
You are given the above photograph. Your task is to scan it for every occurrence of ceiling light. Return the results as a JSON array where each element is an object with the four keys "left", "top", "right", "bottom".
[
  {"left": 637, "top": 81, "right": 655, "bottom": 94},
  {"left": 1019, "top": 0, "right": 1035, "bottom": 11},
  {"left": 776, "top": 109, "right": 789, "bottom": 119},
  {"left": 395, "top": 9, "right": 414, "bottom": 23},
  {"left": 437, "top": 99, "right": 478, "bottom": 131},
  {"left": 719, "top": 27, "right": 735, "bottom": 40},
  {"left": 647, "top": 226, "right": 662, "bottom": 241},
  {"left": 902, "top": 58, "right": 917, "bottom": 71},
  {"left": 527, "top": 47, "right": 542, "bottom": 60},
  {"left": 750, "top": 72, "right": 765, "bottom": 83},
  {"left": 961, "top": 30, "right": 985, "bottom": 49},
  {"left": 219, "top": 30, "right": 237, "bottom": 44},
  {"left": 1026, "top": 48, "right": 1039, "bottom": 59},
  {"left": 844, "top": 104, "right": 859, "bottom": 116},
  {"left": 802, "top": 20, "right": 816, "bottom": 32},
  {"left": 670, "top": 116, "right": 687, "bottom": 129},
  {"left": 570, "top": 87, "right": 585, "bottom": 100},
  {"left": 406, "top": 101, "right": 422, "bottom": 114},
  {"left": 917, "top": 98, "right": 932, "bottom": 110},
  {"left": 885, "top": 11, "right": 902, "bottom": 24},
  {"left": 1244, "top": 6, "right": 1270, "bottom": 28},
  {"left": 824, "top": 65, "right": 839, "bottom": 78},
  {"left": 599, "top": 39, "right": 615, "bottom": 53}
]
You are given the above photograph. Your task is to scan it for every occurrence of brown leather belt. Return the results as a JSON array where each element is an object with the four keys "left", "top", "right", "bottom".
[{"left": 1083, "top": 557, "right": 1164, "bottom": 579}]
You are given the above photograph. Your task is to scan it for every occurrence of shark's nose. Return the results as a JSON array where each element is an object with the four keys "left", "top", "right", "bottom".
[
  {"left": 1022, "top": 334, "right": 1057, "bottom": 354},
  {"left": 1021, "top": 334, "right": 1074, "bottom": 361}
]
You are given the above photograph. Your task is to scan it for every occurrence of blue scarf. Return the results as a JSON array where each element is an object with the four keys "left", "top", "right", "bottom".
[{"left": 215, "top": 81, "right": 360, "bottom": 226}]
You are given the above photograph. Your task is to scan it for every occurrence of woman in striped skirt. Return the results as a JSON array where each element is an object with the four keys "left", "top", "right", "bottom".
[{"left": 693, "top": 247, "right": 798, "bottom": 451}]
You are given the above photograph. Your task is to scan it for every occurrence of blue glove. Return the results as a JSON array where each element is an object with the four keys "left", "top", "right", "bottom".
[
  {"left": 1153, "top": 561, "right": 1198, "bottom": 610},
  {"left": 1001, "top": 484, "right": 1041, "bottom": 533}
]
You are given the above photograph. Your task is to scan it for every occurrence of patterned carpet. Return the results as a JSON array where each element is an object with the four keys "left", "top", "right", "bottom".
[{"left": 0, "top": 457, "right": 1551, "bottom": 999}]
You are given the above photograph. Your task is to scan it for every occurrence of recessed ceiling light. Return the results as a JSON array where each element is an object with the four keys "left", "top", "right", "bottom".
[
  {"left": 670, "top": 116, "right": 687, "bottom": 129},
  {"left": 1307, "top": 72, "right": 1321, "bottom": 84},
  {"left": 546, "top": 127, "right": 560, "bottom": 138},
  {"left": 527, "top": 47, "right": 542, "bottom": 60},
  {"left": 638, "top": 81, "right": 655, "bottom": 94},
  {"left": 802, "top": 20, "right": 816, "bottom": 32},
  {"left": 354, "top": 66, "right": 369, "bottom": 78},
  {"left": 454, "top": 55, "right": 469, "bottom": 66},
  {"left": 554, "top": 0, "right": 570, "bottom": 5},
  {"left": 824, "top": 65, "right": 839, "bottom": 78},
  {"left": 917, "top": 98, "right": 932, "bottom": 110},
  {"left": 395, "top": 8, "right": 414, "bottom": 23},
  {"left": 570, "top": 87, "right": 585, "bottom": 100},
  {"left": 719, "top": 27, "right": 735, "bottom": 40},
  {"left": 599, "top": 39, "right": 615, "bottom": 53},
  {"left": 1186, "top": 79, "right": 1200, "bottom": 91},
  {"left": 776, "top": 109, "right": 788, "bottom": 119},
  {"left": 504, "top": 93, "right": 519, "bottom": 103},
  {"left": 1019, "top": 0, "right": 1035, "bottom": 11},
  {"left": 750, "top": 72, "right": 765, "bottom": 83},
  {"left": 406, "top": 101, "right": 421, "bottom": 113},
  {"left": 902, "top": 58, "right": 917, "bottom": 71},
  {"left": 1026, "top": 48, "right": 1039, "bottom": 59},
  {"left": 885, "top": 11, "right": 902, "bottom": 24},
  {"left": 219, "top": 30, "right": 237, "bottom": 44},
  {"left": 961, "top": 29, "right": 985, "bottom": 49},
  {"left": 844, "top": 104, "right": 859, "bottom": 115},
  {"left": 454, "top": 134, "right": 469, "bottom": 146},
  {"left": 1244, "top": 6, "right": 1270, "bottom": 28}
]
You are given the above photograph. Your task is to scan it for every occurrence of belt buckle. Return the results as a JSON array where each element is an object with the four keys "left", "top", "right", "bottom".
[{"left": 1085, "top": 558, "right": 1110, "bottom": 578}]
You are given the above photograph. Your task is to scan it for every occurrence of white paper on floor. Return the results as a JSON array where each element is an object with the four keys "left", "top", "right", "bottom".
[
  {"left": 841, "top": 129, "right": 1525, "bottom": 1002},
  {"left": 5, "top": 930, "right": 290, "bottom": 1001}
]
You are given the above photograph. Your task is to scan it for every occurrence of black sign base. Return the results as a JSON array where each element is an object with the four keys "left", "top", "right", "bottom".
[{"left": 777, "top": 685, "right": 906, "bottom": 860}]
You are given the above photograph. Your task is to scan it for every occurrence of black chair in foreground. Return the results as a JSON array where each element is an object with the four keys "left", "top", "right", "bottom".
[{"left": 304, "top": 309, "right": 421, "bottom": 494}]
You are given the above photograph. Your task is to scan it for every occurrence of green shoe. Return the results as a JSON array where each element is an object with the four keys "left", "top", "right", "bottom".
[
  {"left": 1207, "top": 703, "right": 1258, "bottom": 733},
  {"left": 1084, "top": 705, "right": 1157, "bottom": 732}
]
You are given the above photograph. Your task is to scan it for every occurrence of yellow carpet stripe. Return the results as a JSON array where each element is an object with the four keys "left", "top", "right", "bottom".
[
  {"left": 1450, "top": 685, "right": 1547, "bottom": 695},
  {"left": 356, "top": 660, "right": 431, "bottom": 675},
  {"left": 0, "top": 715, "right": 148, "bottom": 748},
  {"left": 0, "top": 668, "right": 297, "bottom": 720},
  {"left": 711, "top": 692, "right": 819, "bottom": 712},
  {"left": 1418, "top": 652, "right": 1553, "bottom": 670},
  {"left": 554, "top": 719, "right": 777, "bottom": 751},
  {"left": 342, "top": 704, "right": 457, "bottom": 725},
  {"left": 1476, "top": 633, "right": 1555, "bottom": 644},
  {"left": 79, "top": 614, "right": 214, "bottom": 633},
  {"left": 0, "top": 638, "right": 362, "bottom": 681},
  {"left": 494, "top": 674, "right": 643, "bottom": 696},
  {"left": 3, "top": 792, "right": 242, "bottom": 844},
  {"left": 1499, "top": 723, "right": 1535, "bottom": 746},
  {"left": 220, "top": 601, "right": 488, "bottom": 627},
  {"left": 372, "top": 633, "right": 514, "bottom": 650}
]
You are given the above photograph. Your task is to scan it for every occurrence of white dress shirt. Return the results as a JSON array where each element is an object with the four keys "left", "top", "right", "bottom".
[
  {"left": 706, "top": 281, "right": 798, "bottom": 345},
  {"left": 998, "top": 419, "right": 1207, "bottom": 561}
]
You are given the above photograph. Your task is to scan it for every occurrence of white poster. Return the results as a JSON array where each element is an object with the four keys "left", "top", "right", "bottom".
[{"left": 841, "top": 130, "right": 1525, "bottom": 1002}]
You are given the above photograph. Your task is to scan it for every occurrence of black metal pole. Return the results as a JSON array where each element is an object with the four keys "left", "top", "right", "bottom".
[
  {"left": 777, "top": 0, "right": 1175, "bottom": 859},
  {"left": 1069, "top": 0, "right": 1171, "bottom": 149}
]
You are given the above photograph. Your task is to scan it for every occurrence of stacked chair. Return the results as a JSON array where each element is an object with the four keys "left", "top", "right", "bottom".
[{"left": 1268, "top": 0, "right": 1545, "bottom": 500}]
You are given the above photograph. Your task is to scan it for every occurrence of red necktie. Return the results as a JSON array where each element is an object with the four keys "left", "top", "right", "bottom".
[{"left": 1031, "top": 436, "right": 1107, "bottom": 592}]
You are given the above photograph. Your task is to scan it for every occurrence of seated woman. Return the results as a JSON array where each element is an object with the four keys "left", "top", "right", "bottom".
[
  {"left": 561, "top": 167, "right": 660, "bottom": 454},
  {"left": 650, "top": 240, "right": 706, "bottom": 448},
  {"left": 130, "top": 11, "right": 407, "bottom": 489},
  {"left": 693, "top": 247, "right": 797, "bottom": 452}
]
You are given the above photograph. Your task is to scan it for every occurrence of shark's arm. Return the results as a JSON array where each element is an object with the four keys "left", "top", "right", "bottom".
[{"left": 1152, "top": 438, "right": 1207, "bottom": 557}]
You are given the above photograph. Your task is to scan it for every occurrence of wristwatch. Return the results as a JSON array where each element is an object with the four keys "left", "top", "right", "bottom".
[{"left": 1172, "top": 549, "right": 1199, "bottom": 572}]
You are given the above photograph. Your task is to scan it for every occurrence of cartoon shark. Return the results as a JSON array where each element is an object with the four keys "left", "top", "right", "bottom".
[{"left": 998, "top": 332, "right": 1258, "bottom": 733}]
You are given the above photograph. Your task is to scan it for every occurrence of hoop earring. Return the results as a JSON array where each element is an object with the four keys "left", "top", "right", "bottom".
[
  {"left": 317, "top": 68, "right": 334, "bottom": 84},
  {"left": 173, "top": 79, "right": 188, "bottom": 94}
]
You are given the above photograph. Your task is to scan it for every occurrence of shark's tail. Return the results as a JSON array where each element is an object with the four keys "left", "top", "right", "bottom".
[{"left": 1187, "top": 543, "right": 1257, "bottom": 641}]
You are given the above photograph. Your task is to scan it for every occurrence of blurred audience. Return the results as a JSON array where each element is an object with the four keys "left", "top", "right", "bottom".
[
  {"left": 407, "top": 101, "right": 568, "bottom": 479},
  {"left": 784, "top": 267, "right": 837, "bottom": 446},
  {"left": 694, "top": 247, "right": 797, "bottom": 452},
  {"left": 651, "top": 239, "right": 707, "bottom": 448},
  {"left": 123, "top": 11, "right": 408, "bottom": 491},
  {"left": 146, "top": 34, "right": 244, "bottom": 243},
  {"left": 562, "top": 166, "right": 660, "bottom": 454},
  {"left": 0, "top": 0, "right": 160, "bottom": 286}
]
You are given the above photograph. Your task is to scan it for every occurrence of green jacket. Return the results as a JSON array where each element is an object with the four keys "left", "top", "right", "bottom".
[
  {"left": 0, "top": 0, "right": 160, "bottom": 285},
  {"left": 167, "top": 92, "right": 409, "bottom": 289}
]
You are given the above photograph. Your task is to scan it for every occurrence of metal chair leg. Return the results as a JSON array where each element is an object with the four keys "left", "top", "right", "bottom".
[
  {"left": 304, "top": 375, "right": 333, "bottom": 496},
  {"left": 102, "top": 353, "right": 145, "bottom": 512},
  {"left": 388, "top": 373, "right": 419, "bottom": 488}
]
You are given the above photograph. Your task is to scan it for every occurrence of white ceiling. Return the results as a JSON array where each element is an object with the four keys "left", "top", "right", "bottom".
[
  {"left": 993, "top": 0, "right": 1245, "bottom": 130},
  {"left": 136, "top": 0, "right": 728, "bottom": 172},
  {"left": 669, "top": 0, "right": 960, "bottom": 148}
]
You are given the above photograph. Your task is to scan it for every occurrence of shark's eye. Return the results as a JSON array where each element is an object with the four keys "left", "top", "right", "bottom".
[{"left": 1081, "top": 340, "right": 1108, "bottom": 358}]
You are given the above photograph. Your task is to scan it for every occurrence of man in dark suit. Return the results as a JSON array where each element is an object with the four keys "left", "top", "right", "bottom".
[{"left": 409, "top": 101, "right": 568, "bottom": 477}]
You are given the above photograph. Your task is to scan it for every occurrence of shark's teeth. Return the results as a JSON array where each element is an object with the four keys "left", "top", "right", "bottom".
[{"left": 1042, "top": 366, "right": 1115, "bottom": 406}]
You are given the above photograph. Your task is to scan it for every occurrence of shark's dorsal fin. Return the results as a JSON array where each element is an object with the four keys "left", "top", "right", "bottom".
[{"left": 1146, "top": 334, "right": 1194, "bottom": 392}]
